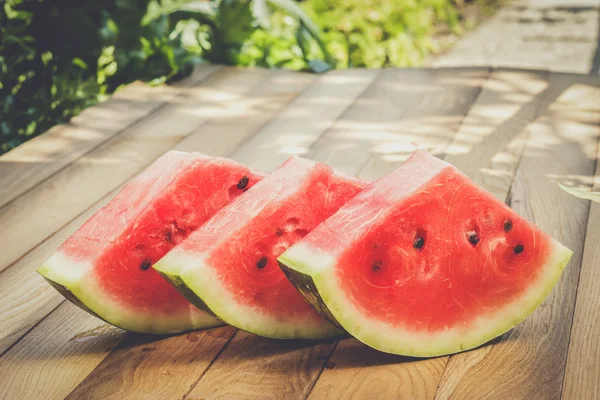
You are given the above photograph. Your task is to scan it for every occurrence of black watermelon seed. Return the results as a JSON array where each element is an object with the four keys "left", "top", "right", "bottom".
[
  {"left": 514, "top": 244, "right": 524, "bottom": 254},
  {"left": 372, "top": 260, "right": 382, "bottom": 272},
  {"left": 413, "top": 236, "right": 425, "bottom": 250},
  {"left": 504, "top": 219, "right": 513, "bottom": 232},
  {"left": 236, "top": 176, "right": 249, "bottom": 189},
  {"left": 275, "top": 229, "right": 283, "bottom": 236},
  {"left": 140, "top": 260, "right": 152, "bottom": 270},
  {"left": 257, "top": 257, "right": 268, "bottom": 269},
  {"left": 165, "top": 230, "right": 173, "bottom": 242},
  {"left": 467, "top": 230, "right": 480, "bottom": 246}
]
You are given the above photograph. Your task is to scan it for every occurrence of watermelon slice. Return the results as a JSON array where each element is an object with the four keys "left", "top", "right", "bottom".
[
  {"left": 154, "top": 156, "right": 367, "bottom": 339},
  {"left": 37, "top": 151, "right": 263, "bottom": 334},
  {"left": 278, "top": 149, "right": 572, "bottom": 356}
]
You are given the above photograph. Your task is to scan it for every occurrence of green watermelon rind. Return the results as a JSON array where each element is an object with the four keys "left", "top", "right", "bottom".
[
  {"left": 153, "top": 250, "right": 344, "bottom": 339},
  {"left": 37, "top": 254, "right": 223, "bottom": 335},
  {"left": 278, "top": 238, "right": 572, "bottom": 357}
]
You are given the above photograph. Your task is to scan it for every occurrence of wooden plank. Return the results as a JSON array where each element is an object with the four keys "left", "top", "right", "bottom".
[
  {"left": 0, "top": 303, "right": 126, "bottom": 400},
  {"left": 310, "top": 67, "right": 489, "bottom": 176},
  {"left": 231, "top": 69, "right": 380, "bottom": 172},
  {"left": 1, "top": 69, "right": 314, "bottom": 400},
  {"left": 187, "top": 67, "right": 488, "bottom": 400},
  {"left": 443, "top": 68, "right": 550, "bottom": 201},
  {"left": 434, "top": 73, "right": 598, "bottom": 400},
  {"left": 310, "top": 68, "right": 551, "bottom": 400},
  {"left": 560, "top": 79, "right": 600, "bottom": 400},
  {"left": 0, "top": 67, "right": 271, "bottom": 275},
  {"left": 66, "top": 326, "right": 237, "bottom": 400},
  {"left": 173, "top": 69, "right": 319, "bottom": 156},
  {"left": 0, "top": 66, "right": 219, "bottom": 209},
  {"left": 307, "top": 339, "right": 447, "bottom": 400},
  {"left": 0, "top": 184, "right": 123, "bottom": 356},
  {"left": 187, "top": 331, "right": 335, "bottom": 400}
]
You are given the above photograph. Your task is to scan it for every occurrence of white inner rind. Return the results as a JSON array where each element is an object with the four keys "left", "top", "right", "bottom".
[
  {"left": 37, "top": 251, "right": 221, "bottom": 334},
  {"left": 278, "top": 238, "right": 572, "bottom": 357},
  {"left": 155, "top": 248, "right": 342, "bottom": 339}
]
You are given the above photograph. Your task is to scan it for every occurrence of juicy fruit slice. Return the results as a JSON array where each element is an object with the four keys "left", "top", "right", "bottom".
[
  {"left": 37, "top": 151, "right": 263, "bottom": 334},
  {"left": 155, "top": 156, "right": 367, "bottom": 339},
  {"left": 279, "top": 149, "right": 572, "bottom": 356}
]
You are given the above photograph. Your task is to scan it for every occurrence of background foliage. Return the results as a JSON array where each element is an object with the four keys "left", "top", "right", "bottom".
[{"left": 0, "top": 0, "right": 486, "bottom": 154}]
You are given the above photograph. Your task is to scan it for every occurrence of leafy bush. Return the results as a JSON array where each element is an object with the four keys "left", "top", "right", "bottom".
[
  {"left": 308, "top": 0, "right": 460, "bottom": 67},
  {"left": 1, "top": 0, "right": 202, "bottom": 153},
  {"left": 0, "top": 0, "right": 475, "bottom": 154}
]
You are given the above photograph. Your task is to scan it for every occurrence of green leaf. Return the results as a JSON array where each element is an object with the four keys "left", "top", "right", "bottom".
[
  {"left": 265, "top": 0, "right": 317, "bottom": 35},
  {"left": 558, "top": 183, "right": 600, "bottom": 203},
  {"left": 218, "top": 0, "right": 255, "bottom": 46},
  {"left": 308, "top": 59, "right": 331, "bottom": 73},
  {"left": 265, "top": 0, "right": 331, "bottom": 63},
  {"left": 142, "top": 0, "right": 162, "bottom": 26},
  {"left": 72, "top": 57, "right": 88, "bottom": 70}
]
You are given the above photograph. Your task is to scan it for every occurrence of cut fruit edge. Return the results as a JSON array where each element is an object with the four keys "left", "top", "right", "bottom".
[
  {"left": 154, "top": 250, "right": 343, "bottom": 339},
  {"left": 37, "top": 252, "right": 222, "bottom": 334},
  {"left": 278, "top": 238, "right": 573, "bottom": 357}
]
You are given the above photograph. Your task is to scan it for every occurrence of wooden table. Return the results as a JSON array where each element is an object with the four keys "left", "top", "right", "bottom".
[{"left": 0, "top": 66, "right": 598, "bottom": 400}]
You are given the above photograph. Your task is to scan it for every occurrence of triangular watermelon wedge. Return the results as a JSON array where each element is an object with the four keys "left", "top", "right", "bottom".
[
  {"left": 154, "top": 156, "right": 367, "bottom": 339},
  {"left": 38, "top": 151, "right": 263, "bottom": 334},
  {"left": 278, "top": 149, "right": 572, "bottom": 356}
]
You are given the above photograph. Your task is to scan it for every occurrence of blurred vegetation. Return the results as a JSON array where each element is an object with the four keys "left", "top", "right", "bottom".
[{"left": 0, "top": 0, "right": 495, "bottom": 154}]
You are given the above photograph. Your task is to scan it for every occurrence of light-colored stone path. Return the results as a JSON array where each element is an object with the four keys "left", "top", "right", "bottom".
[{"left": 434, "top": 0, "right": 600, "bottom": 74}]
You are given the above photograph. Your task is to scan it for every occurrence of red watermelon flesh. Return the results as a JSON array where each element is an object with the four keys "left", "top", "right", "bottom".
[
  {"left": 154, "top": 156, "right": 367, "bottom": 339},
  {"left": 37, "top": 151, "right": 263, "bottom": 334},
  {"left": 278, "top": 149, "right": 572, "bottom": 356}
]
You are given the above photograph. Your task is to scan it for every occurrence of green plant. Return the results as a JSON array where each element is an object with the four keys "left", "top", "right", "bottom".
[
  {"left": 1, "top": 0, "right": 202, "bottom": 154},
  {"left": 306, "top": 0, "right": 461, "bottom": 68}
]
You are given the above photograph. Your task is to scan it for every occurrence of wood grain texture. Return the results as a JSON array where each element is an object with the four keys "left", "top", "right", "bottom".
[
  {"left": 309, "top": 339, "right": 447, "bottom": 400},
  {"left": 174, "top": 69, "right": 315, "bottom": 156},
  {"left": 560, "top": 78, "right": 600, "bottom": 400},
  {"left": 443, "top": 68, "right": 550, "bottom": 200},
  {"left": 0, "top": 65, "right": 219, "bottom": 209},
  {"left": 231, "top": 68, "right": 380, "bottom": 172},
  {"left": 66, "top": 327, "right": 237, "bottom": 400},
  {"left": 0, "top": 302, "right": 126, "bottom": 400},
  {"left": 434, "top": 73, "right": 598, "bottom": 400},
  {"left": 50, "top": 69, "right": 315, "bottom": 399},
  {"left": 186, "top": 331, "right": 336, "bottom": 400},
  {"left": 0, "top": 67, "right": 270, "bottom": 274},
  {"left": 310, "top": 67, "right": 489, "bottom": 177},
  {"left": 0, "top": 184, "right": 123, "bottom": 356}
]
